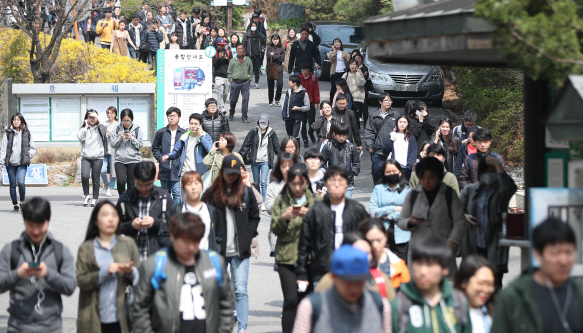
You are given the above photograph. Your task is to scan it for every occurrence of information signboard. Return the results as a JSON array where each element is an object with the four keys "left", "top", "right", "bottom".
[
  {"left": 19, "top": 97, "right": 50, "bottom": 141},
  {"left": 87, "top": 96, "right": 118, "bottom": 123},
  {"left": 2, "top": 164, "right": 48, "bottom": 186},
  {"left": 119, "top": 96, "right": 149, "bottom": 139},
  {"left": 51, "top": 97, "right": 81, "bottom": 141}
]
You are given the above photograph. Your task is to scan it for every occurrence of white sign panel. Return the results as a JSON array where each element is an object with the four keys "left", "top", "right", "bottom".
[
  {"left": 51, "top": 97, "right": 81, "bottom": 141},
  {"left": 87, "top": 96, "right": 118, "bottom": 123},
  {"left": 119, "top": 96, "right": 149, "bottom": 140},
  {"left": 19, "top": 97, "right": 50, "bottom": 141}
]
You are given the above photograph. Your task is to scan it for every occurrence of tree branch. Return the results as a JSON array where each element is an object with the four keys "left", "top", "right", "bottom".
[{"left": 506, "top": 26, "right": 583, "bottom": 66}]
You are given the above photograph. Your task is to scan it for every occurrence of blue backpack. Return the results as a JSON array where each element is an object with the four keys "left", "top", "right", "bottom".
[{"left": 151, "top": 248, "right": 223, "bottom": 290}]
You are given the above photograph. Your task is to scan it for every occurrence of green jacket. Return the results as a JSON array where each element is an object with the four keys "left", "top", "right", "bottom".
[
  {"left": 270, "top": 188, "right": 321, "bottom": 265},
  {"left": 391, "top": 279, "right": 472, "bottom": 333},
  {"left": 491, "top": 270, "right": 583, "bottom": 333},
  {"left": 202, "top": 149, "right": 244, "bottom": 183},
  {"left": 227, "top": 56, "right": 253, "bottom": 82},
  {"left": 76, "top": 235, "right": 140, "bottom": 333},
  {"left": 410, "top": 169, "right": 460, "bottom": 196}
]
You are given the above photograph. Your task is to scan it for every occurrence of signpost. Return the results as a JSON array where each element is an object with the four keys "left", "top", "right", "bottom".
[{"left": 210, "top": 0, "right": 250, "bottom": 37}]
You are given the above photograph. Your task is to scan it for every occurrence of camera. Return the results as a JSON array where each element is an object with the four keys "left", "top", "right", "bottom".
[{"left": 315, "top": 181, "right": 324, "bottom": 191}]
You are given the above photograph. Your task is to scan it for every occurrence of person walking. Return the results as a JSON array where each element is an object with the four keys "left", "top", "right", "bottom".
[
  {"left": 110, "top": 108, "right": 143, "bottom": 196},
  {"left": 110, "top": 20, "right": 136, "bottom": 56},
  {"left": 201, "top": 98, "right": 230, "bottom": 143},
  {"left": 459, "top": 127, "right": 506, "bottom": 189},
  {"left": 332, "top": 78, "right": 353, "bottom": 110},
  {"left": 342, "top": 59, "right": 367, "bottom": 127},
  {"left": 170, "top": 9, "right": 193, "bottom": 49},
  {"left": 127, "top": 14, "right": 143, "bottom": 59},
  {"left": 96, "top": 8, "right": 117, "bottom": 49},
  {"left": 243, "top": 21, "right": 266, "bottom": 89},
  {"left": 281, "top": 75, "right": 310, "bottom": 141},
  {"left": 140, "top": 19, "right": 164, "bottom": 70},
  {"left": 194, "top": 14, "right": 212, "bottom": 50},
  {"left": 299, "top": 62, "right": 320, "bottom": 146},
  {"left": 227, "top": 44, "right": 253, "bottom": 123},
  {"left": 304, "top": 149, "right": 326, "bottom": 194},
  {"left": 151, "top": 107, "right": 186, "bottom": 205},
  {"left": 283, "top": 28, "right": 298, "bottom": 74},
  {"left": 409, "top": 143, "right": 461, "bottom": 195},
  {"left": 365, "top": 93, "right": 399, "bottom": 184},
  {"left": 131, "top": 212, "right": 236, "bottom": 333},
  {"left": 369, "top": 158, "right": 412, "bottom": 262},
  {"left": 311, "top": 101, "right": 335, "bottom": 149},
  {"left": 287, "top": 28, "right": 321, "bottom": 75},
  {"left": 432, "top": 117, "right": 460, "bottom": 173},
  {"left": 327, "top": 38, "right": 350, "bottom": 103},
  {"left": 76, "top": 201, "right": 140, "bottom": 333},
  {"left": 0, "top": 197, "right": 77, "bottom": 332},
  {"left": 0, "top": 113, "right": 36, "bottom": 213},
  {"left": 202, "top": 155, "right": 260, "bottom": 333},
  {"left": 406, "top": 99, "right": 435, "bottom": 154},
  {"left": 382, "top": 114, "right": 417, "bottom": 180},
  {"left": 100, "top": 107, "right": 118, "bottom": 198},
  {"left": 267, "top": 34, "right": 285, "bottom": 107},
  {"left": 213, "top": 38, "right": 232, "bottom": 113},
  {"left": 202, "top": 132, "right": 244, "bottom": 183},
  {"left": 239, "top": 114, "right": 279, "bottom": 203},
  {"left": 321, "top": 122, "right": 361, "bottom": 199},
  {"left": 78, "top": 110, "right": 108, "bottom": 207},
  {"left": 454, "top": 125, "right": 479, "bottom": 178},
  {"left": 331, "top": 93, "right": 361, "bottom": 151},
  {"left": 271, "top": 165, "right": 321, "bottom": 333}
]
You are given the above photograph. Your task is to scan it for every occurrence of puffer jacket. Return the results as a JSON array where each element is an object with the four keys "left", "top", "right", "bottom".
[
  {"left": 321, "top": 139, "right": 360, "bottom": 186},
  {"left": 271, "top": 188, "right": 320, "bottom": 265},
  {"left": 238, "top": 127, "right": 279, "bottom": 168},
  {"left": 131, "top": 246, "right": 236, "bottom": 333},
  {"left": 365, "top": 107, "right": 400, "bottom": 154},
  {"left": 201, "top": 110, "right": 230, "bottom": 143},
  {"left": 342, "top": 70, "right": 367, "bottom": 103},
  {"left": 166, "top": 131, "right": 213, "bottom": 177},
  {"left": 296, "top": 196, "right": 369, "bottom": 282},
  {"left": 281, "top": 86, "right": 310, "bottom": 121},
  {"left": 110, "top": 123, "right": 143, "bottom": 164},
  {"left": 0, "top": 127, "right": 36, "bottom": 167}
]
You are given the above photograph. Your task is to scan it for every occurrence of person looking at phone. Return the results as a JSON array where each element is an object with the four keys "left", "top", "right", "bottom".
[
  {"left": 398, "top": 156, "right": 467, "bottom": 275},
  {"left": 117, "top": 161, "right": 173, "bottom": 262},
  {"left": 96, "top": 8, "right": 118, "bottom": 49},
  {"left": 162, "top": 113, "right": 213, "bottom": 179},
  {"left": 78, "top": 110, "right": 108, "bottom": 207},
  {"left": 459, "top": 155, "right": 516, "bottom": 288},
  {"left": 212, "top": 40, "right": 232, "bottom": 113},
  {"left": 202, "top": 132, "right": 244, "bottom": 183},
  {"left": 110, "top": 108, "right": 143, "bottom": 196},
  {"left": 0, "top": 197, "right": 77, "bottom": 333},
  {"left": 271, "top": 164, "right": 321, "bottom": 333}
]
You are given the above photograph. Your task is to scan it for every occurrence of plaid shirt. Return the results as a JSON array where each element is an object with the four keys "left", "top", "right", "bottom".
[{"left": 137, "top": 197, "right": 151, "bottom": 262}]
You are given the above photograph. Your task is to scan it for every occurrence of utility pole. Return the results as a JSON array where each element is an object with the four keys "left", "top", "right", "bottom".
[{"left": 227, "top": 2, "right": 232, "bottom": 37}]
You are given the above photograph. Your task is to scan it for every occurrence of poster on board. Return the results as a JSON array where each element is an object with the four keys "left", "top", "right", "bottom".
[
  {"left": 119, "top": 96, "right": 149, "bottom": 139},
  {"left": 157, "top": 49, "right": 213, "bottom": 130},
  {"left": 87, "top": 96, "right": 118, "bottom": 123},
  {"left": 19, "top": 97, "right": 50, "bottom": 141},
  {"left": 51, "top": 97, "right": 81, "bottom": 141}
]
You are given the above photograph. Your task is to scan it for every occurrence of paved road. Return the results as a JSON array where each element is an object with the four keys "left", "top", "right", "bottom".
[{"left": 0, "top": 73, "right": 521, "bottom": 332}]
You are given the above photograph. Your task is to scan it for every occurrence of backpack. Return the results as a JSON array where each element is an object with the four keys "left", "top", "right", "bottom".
[
  {"left": 151, "top": 248, "right": 223, "bottom": 290},
  {"left": 409, "top": 184, "right": 454, "bottom": 222},
  {"left": 10, "top": 239, "right": 64, "bottom": 272},
  {"left": 395, "top": 288, "right": 468, "bottom": 333},
  {"left": 309, "top": 290, "right": 383, "bottom": 327}
]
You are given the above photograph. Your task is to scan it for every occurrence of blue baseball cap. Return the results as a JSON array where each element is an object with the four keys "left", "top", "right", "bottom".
[
  {"left": 217, "top": 37, "right": 227, "bottom": 45},
  {"left": 259, "top": 113, "right": 269, "bottom": 124},
  {"left": 330, "top": 245, "right": 370, "bottom": 281}
]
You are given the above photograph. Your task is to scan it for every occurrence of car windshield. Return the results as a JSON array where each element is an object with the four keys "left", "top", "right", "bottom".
[{"left": 320, "top": 26, "right": 364, "bottom": 44}]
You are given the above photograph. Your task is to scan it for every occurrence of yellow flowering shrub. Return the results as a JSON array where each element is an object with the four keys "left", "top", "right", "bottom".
[{"left": 0, "top": 27, "right": 155, "bottom": 84}]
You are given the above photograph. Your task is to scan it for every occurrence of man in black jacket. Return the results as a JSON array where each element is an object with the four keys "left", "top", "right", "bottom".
[
  {"left": 287, "top": 28, "right": 321, "bottom": 75},
  {"left": 127, "top": 14, "right": 143, "bottom": 59},
  {"left": 213, "top": 38, "right": 231, "bottom": 113},
  {"left": 296, "top": 165, "right": 369, "bottom": 286},
  {"left": 117, "top": 161, "right": 173, "bottom": 262},
  {"left": 170, "top": 9, "right": 193, "bottom": 49},
  {"left": 201, "top": 98, "right": 230, "bottom": 143},
  {"left": 152, "top": 107, "right": 186, "bottom": 205},
  {"left": 365, "top": 92, "right": 400, "bottom": 184},
  {"left": 332, "top": 94, "right": 361, "bottom": 150}
]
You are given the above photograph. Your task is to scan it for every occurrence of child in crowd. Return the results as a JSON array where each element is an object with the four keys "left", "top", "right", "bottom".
[{"left": 321, "top": 122, "right": 360, "bottom": 199}]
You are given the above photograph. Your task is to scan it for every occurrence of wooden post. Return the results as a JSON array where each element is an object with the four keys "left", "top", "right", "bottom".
[
  {"left": 73, "top": 0, "right": 78, "bottom": 40},
  {"left": 227, "top": 2, "right": 232, "bottom": 37}
]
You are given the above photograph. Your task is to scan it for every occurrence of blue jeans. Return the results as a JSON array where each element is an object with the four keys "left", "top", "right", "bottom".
[
  {"left": 160, "top": 180, "right": 181, "bottom": 205},
  {"left": 371, "top": 153, "right": 386, "bottom": 185},
  {"left": 251, "top": 162, "right": 269, "bottom": 201},
  {"left": 100, "top": 154, "right": 116, "bottom": 189},
  {"left": 227, "top": 255, "right": 250, "bottom": 332},
  {"left": 129, "top": 47, "right": 138, "bottom": 59},
  {"left": 345, "top": 186, "right": 354, "bottom": 199},
  {"left": 6, "top": 165, "right": 27, "bottom": 205}
]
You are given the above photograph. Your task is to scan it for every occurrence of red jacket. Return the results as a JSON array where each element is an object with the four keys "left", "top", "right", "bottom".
[{"left": 299, "top": 72, "right": 320, "bottom": 106}]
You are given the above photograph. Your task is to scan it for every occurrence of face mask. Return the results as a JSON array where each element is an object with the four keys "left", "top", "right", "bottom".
[
  {"left": 309, "top": 28, "right": 312, "bottom": 32},
  {"left": 383, "top": 174, "right": 400, "bottom": 185},
  {"left": 480, "top": 173, "right": 499, "bottom": 185},
  {"left": 251, "top": 27, "right": 257, "bottom": 32},
  {"left": 259, "top": 123, "right": 267, "bottom": 129}
]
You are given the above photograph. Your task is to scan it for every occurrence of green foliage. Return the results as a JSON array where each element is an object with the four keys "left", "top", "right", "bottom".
[
  {"left": 333, "top": 0, "right": 393, "bottom": 24},
  {"left": 475, "top": 0, "right": 583, "bottom": 87},
  {"left": 120, "top": 0, "right": 167, "bottom": 19},
  {"left": 1, "top": 31, "right": 29, "bottom": 84},
  {"left": 267, "top": 18, "right": 306, "bottom": 32},
  {"left": 295, "top": 0, "right": 338, "bottom": 21},
  {"left": 455, "top": 67, "right": 524, "bottom": 165}
]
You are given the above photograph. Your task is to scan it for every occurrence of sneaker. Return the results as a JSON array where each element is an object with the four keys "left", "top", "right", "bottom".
[
  {"left": 90, "top": 199, "right": 97, "bottom": 207},
  {"left": 106, "top": 189, "right": 112, "bottom": 197},
  {"left": 261, "top": 203, "right": 266, "bottom": 211},
  {"left": 83, "top": 195, "right": 91, "bottom": 207},
  {"left": 269, "top": 103, "right": 273, "bottom": 107},
  {"left": 229, "top": 115, "right": 234, "bottom": 121},
  {"left": 274, "top": 100, "right": 281, "bottom": 107},
  {"left": 304, "top": 141, "right": 309, "bottom": 148},
  {"left": 100, "top": 186, "right": 108, "bottom": 195},
  {"left": 254, "top": 84, "right": 259, "bottom": 89},
  {"left": 12, "top": 205, "right": 19, "bottom": 214}
]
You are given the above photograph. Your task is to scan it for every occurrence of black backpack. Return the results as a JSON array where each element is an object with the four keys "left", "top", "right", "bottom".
[{"left": 10, "top": 239, "right": 64, "bottom": 272}]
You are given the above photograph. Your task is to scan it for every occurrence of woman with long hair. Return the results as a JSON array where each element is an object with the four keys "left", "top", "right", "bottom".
[
  {"left": 454, "top": 255, "right": 496, "bottom": 333},
  {"left": 78, "top": 109, "right": 108, "bottom": 207},
  {"left": 369, "top": 158, "right": 411, "bottom": 261},
  {"left": 406, "top": 100, "right": 435, "bottom": 154},
  {"left": 110, "top": 108, "right": 143, "bottom": 195},
  {"left": 283, "top": 28, "right": 298, "bottom": 75},
  {"left": 311, "top": 100, "right": 335, "bottom": 149},
  {"left": 165, "top": 171, "right": 220, "bottom": 251},
  {"left": 100, "top": 107, "right": 118, "bottom": 198},
  {"left": 195, "top": 14, "right": 212, "bottom": 50},
  {"left": 0, "top": 113, "right": 36, "bottom": 213},
  {"left": 277, "top": 136, "right": 303, "bottom": 164},
  {"left": 229, "top": 33, "right": 240, "bottom": 54},
  {"left": 271, "top": 164, "right": 320, "bottom": 333},
  {"left": 342, "top": 59, "right": 367, "bottom": 127},
  {"left": 110, "top": 20, "right": 136, "bottom": 56},
  {"left": 243, "top": 21, "right": 266, "bottom": 89},
  {"left": 203, "top": 155, "right": 260, "bottom": 333},
  {"left": 332, "top": 77, "right": 353, "bottom": 110},
  {"left": 202, "top": 132, "right": 244, "bottom": 183},
  {"left": 433, "top": 117, "right": 460, "bottom": 172},
  {"left": 382, "top": 114, "right": 417, "bottom": 180},
  {"left": 76, "top": 201, "right": 140, "bottom": 333},
  {"left": 358, "top": 218, "right": 411, "bottom": 291},
  {"left": 266, "top": 34, "right": 285, "bottom": 106},
  {"left": 327, "top": 38, "right": 350, "bottom": 102}
]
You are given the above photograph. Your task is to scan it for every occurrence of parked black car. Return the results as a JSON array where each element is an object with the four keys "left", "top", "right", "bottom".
[{"left": 312, "top": 22, "right": 364, "bottom": 81}]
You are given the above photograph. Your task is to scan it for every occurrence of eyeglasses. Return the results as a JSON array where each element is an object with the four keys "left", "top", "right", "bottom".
[
  {"left": 122, "top": 119, "right": 132, "bottom": 123},
  {"left": 167, "top": 114, "right": 178, "bottom": 118}
]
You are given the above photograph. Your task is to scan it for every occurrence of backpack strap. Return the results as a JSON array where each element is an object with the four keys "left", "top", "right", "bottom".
[
  {"left": 151, "top": 248, "right": 169, "bottom": 290},
  {"left": 308, "top": 292, "right": 323, "bottom": 326},
  {"left": 52, "top": 239, "right": 64, "bottom": 273},
  {"left": 397, "top": 292, "right": 414, "bottom": 333},
  {"left": 409, "top": 190, "right": 418, "bottom": 209},
  {"left": 203, "top": 250, "right": 223, "bottom": 287},
  {"left": 369, "top": 290, "right": 384, "bottom": 314},
  {"left": 451, "top": 288, "right": 469, "bottom": 327},
  {"left": 10, "top": 240, "right": 20, "bottom": 271}
]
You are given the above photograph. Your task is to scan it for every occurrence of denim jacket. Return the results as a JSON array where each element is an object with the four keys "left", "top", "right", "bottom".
[{"left": 369, "top": 183, "right": 411, "bottom": 244}]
